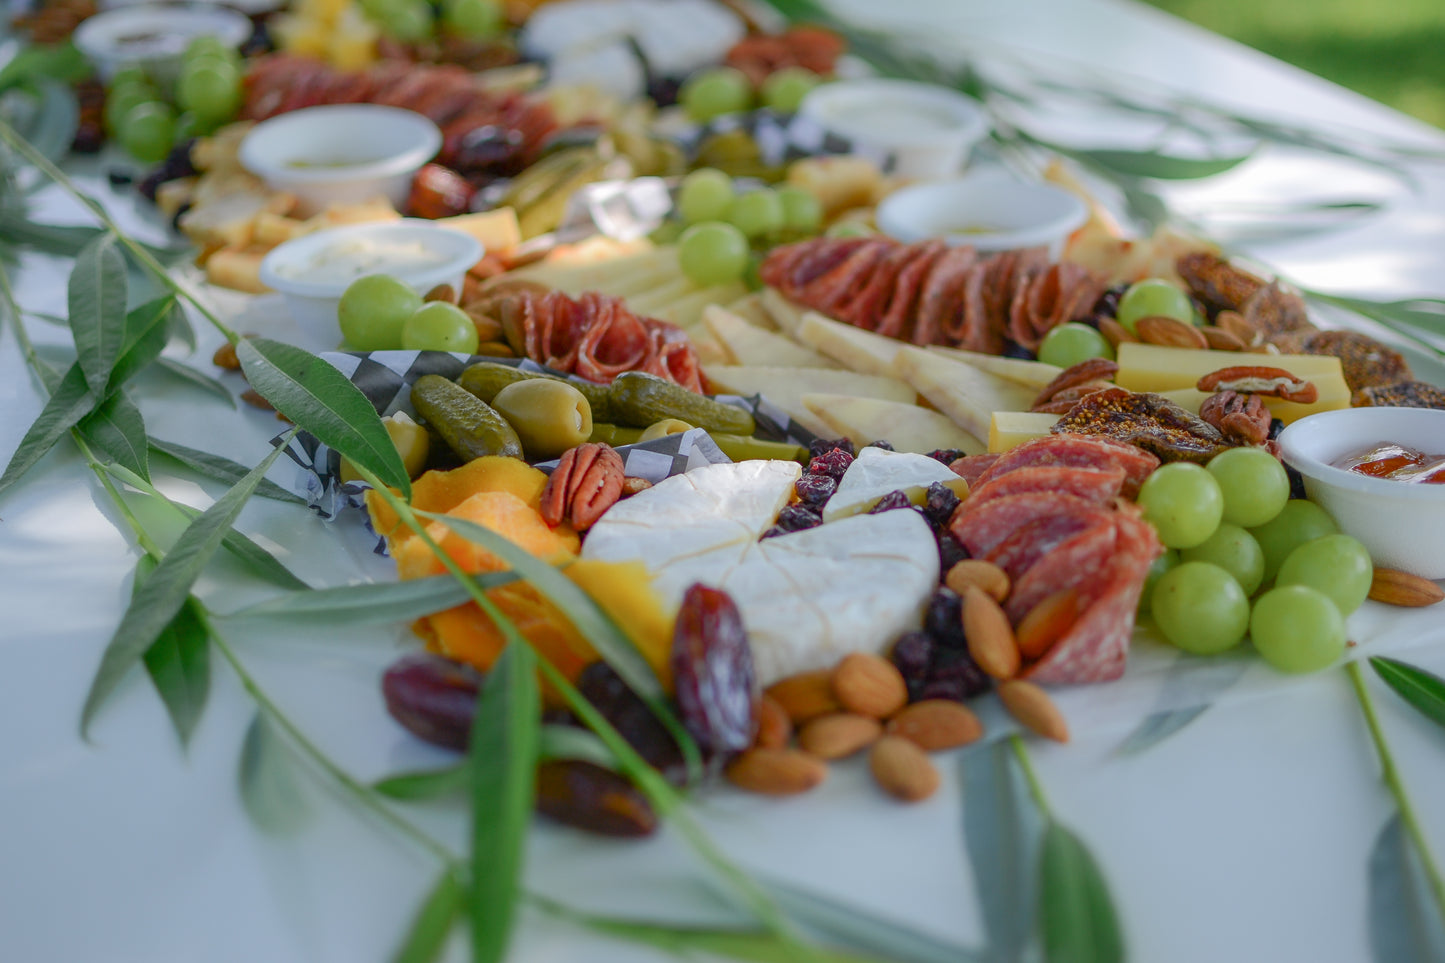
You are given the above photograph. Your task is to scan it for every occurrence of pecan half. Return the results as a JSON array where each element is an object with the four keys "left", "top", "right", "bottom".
[
  {"left": 1199, "top": 390, "right": 1272, "bottom": 446},
  {"left": 1196, "top": 365, "right": 1318, "bottom": 404},
  {"left": 541, "top": 443, "right": 625, "bottom": 531}
]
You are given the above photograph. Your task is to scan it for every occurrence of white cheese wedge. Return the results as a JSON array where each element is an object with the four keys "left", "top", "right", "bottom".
[
  {"left": 704, "top": 304, "right": 842, "bottom": 368},
  {"left": 794, "top": 310, "right": 904, "bottom": 376},
  {"left": 823, "top": 446, "right": 968, "bottom": 521},
  {"left": 892, "top": 346, "right": 1040, "bottom": 440},
  {"left": 802, "top": 392, "right": 985, "bottom": 455}
]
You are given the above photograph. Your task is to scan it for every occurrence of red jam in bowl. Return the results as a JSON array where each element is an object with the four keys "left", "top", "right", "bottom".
[{"left": 1332, "top": 442, "right": 1445, "bottom": 484}]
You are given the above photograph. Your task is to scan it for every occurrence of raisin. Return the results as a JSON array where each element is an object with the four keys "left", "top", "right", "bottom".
[
  {"left": 381, "top": 653, "right": 483, "bottom": 751},
  {"left": 807, "top": 447, "right": 854, "bottom": 480},
  {"left": 794, "top": 472, "right": 837, "bottom": 508},
  {"left": 810, "top": 437, "right": 855, "bottom": 460},
  {"left": 866, "top": 439, "right": 895, "bottom": 451},
  {"left": 922, "top": 482, "right": 960, "bottom": 529},
  {"left": 867, "top": 490, "right": 912, "bottom": 514},
  {"left": 671, "top": 584, "right": 757, "bottom": 755},
  {"left": 889, "top": 631, "right": 934, "bottom": 701},
  {"left": 577, "top": 662, "right": 686, "bottom": 783},
  {"left": 925, "top": 587, "right": 967, "bottom": 650},
  {"left": 535, "top": 760, "right": 658, "bottom": 837},
  {"left": 936, "top": 530, "right": 970, "bottom": 572},
  {"left": 926, "top": 448, "right": 969, "bottom": 465}
]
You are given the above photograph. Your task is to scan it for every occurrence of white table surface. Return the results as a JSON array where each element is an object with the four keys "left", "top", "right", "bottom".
[{"left": 3, "top": 2, "right": 1445, "bottom": 962}]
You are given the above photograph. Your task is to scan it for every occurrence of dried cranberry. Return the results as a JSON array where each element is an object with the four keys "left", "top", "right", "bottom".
[
  {"left": 671, "top": 584, "right": 757, "bottom": 755},
  {"left": 807, "top": 447, "right": 854, "bottom": 480},
  {"left": 382, "top": 653, "right": 483, "bottom": 751},
  {"left": 926, "top": 448, "right": 970, "bottom": 465},
  {"left": 867, "top": 490, "right": 912, "bottom": 514},
  {"left": 890, "top": 631, "right": 934, "bottom": 700},
  {"left": 925, "top": 588, "right": 967, "bottom": 650},
  {"left": 794, "top": 472, "right": 837, "bottom": 508},
  {"left": 922, "top": 482, "right": 961, "bottom": 529},
  {"left": 577, "top": 662, "right": 686, "bottom": 783},
  {"left": 936, "top": 530, "right": 970, "bottom": 571},
  {"left": 810, "top": 437, "right": 855, "bottom": 460},
  {"left": 866, "top": 439, "right": 895, "bottom": 451}
]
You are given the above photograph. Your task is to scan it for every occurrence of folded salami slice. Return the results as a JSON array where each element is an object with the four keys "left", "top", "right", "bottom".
[
  {"left": 966, "top": 464, "right": 1127, "bottom": 512},
  {"left": 974, "top": 433, "right": 1159, "bottom": 499}
]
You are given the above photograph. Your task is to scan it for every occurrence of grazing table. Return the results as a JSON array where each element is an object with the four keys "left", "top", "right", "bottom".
[{"left": 2, "top": 1, "right": 1444, "bottom": 961}]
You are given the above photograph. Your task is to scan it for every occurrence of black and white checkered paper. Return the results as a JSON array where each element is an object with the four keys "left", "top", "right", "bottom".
[{"left": 275, "top": 350, "right": 818, "bottom": 520}]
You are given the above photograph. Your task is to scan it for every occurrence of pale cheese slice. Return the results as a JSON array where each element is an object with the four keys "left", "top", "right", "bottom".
[
  {"left": 802, "top": 393, "right": 985, "bottom": 455},
  {"left": 892, "top": 346, "right": 1039, "bottom": 441},
  {"left": 795, "top": 311, "right": 904, "bottom": 376},
  {"left": 703, "top": 304, "right": 842, "bottom": 368},
  {"left": 822, "top": 446, "right": 968, "bottom": 521},
  {"left": 703, "top": 365, "right": 916, "bottom": 439}
]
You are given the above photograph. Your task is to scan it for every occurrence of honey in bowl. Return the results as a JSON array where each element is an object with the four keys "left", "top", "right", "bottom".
[{"left": 1332, "top": 442, "right": 1445, "bottom": 484}]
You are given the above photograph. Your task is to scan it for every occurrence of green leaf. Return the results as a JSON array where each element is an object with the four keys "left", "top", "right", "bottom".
[
  {"left": 1370, "top": 657, "right": 1445, "bottom": 732},
  {"left": 392, "top": 868, "right": 465, "bottom": 963},
  {"left": 0, "top": 362, "right": 96, "bottom": 499},
  {"left": 148, "top": 437, "right": 304, "bottom": 505},
  {"left": 152, "top": 357, "right": 237, "bottom": 407},
  {"left": 80, "top": 436, "right": 294, "bottom": 735},
  {"left": 69, "top": 234, "right": 129, "bottom": 397},
  {"left": 219, "top": 571, "right": 519, "bottom": 625},
  {"left": 79, "top": 390, "right": 150, "bottom": 482},
  {"left": 1368, "top": 813, "right": 1445, "bottom": 963},
  {"left": 1073, "top": 147, "right": 1254, "bottom": 181},
  {"left": 960, "top": 740, "right": 1042, "bottom": 962},
  {"left": 374, "top": 764, "right": 470, "bottom": 801},
  {"left": 237, "top": 711, "right": 309, "bottom": 834},
  {"left": 237, "top": 337, "right": 411, "bottom": 498},
  {"left": 1038, "top": 822, "right": 1125, "bottom": 963},
  {"left": 131, "top": 555, "right": 212, "bottom": 748},
  {"left": 468, "top": 640, "right": 540, "bottom": 963}
]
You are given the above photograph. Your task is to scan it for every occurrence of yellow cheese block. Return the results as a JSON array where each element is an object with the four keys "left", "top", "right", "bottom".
[
  {"left": 1115, "top": 343, "right": 1345, "bottom": 393},
  {"left": 989, "top": 411, "right": 1062, "bottom": 452}
]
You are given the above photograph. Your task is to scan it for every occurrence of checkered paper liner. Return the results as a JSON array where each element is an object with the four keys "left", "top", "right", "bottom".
[{"left": 274, "top": 350, "right": 818, "bottom": 520}]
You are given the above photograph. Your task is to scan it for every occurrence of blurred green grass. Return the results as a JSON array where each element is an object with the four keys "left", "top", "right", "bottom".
[{"left": 1143, "top": 0, "right": 1445, "bottom": 128}]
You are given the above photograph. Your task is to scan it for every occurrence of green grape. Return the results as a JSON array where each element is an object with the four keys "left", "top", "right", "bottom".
[
  {"left": 1276, "top": 533, "right": 1373, "bottom": 616},
  {"left": 401, "top": 302, "right": 480, "bottom": 354},
  {"left": 1206, "top": 446, "right": 1290, "bottom": 528},
  {"left": 338, "top": 274, "right": 423, "bottom": 350},
  {"left": 443, "top": 0, "right": 501, "bottom": 38},
  {"left": 105, "top": 82, "right": 157, "bottom": 135},
  {"left": 676, "top": 168, "right": 736, "bottom": 225},
  {"left": 1115, "top": 278, "right": 1195, "bottom": 334},
  {"left": 677, "top": 222, "right": 749, "bottom": 286},
  {"left": 1150, "top": 561, "right": 1250, "bottom": 654},
  {"left": 679, "top": 67, "right": 754, "bottom": 123},
  {"left": 1136, "top": 462, "right": 1224, "bottom": 549},
  {"left": 178, "top": 57, "right": 241, "bottom": 124},
  {"left": 1250, "top": 584, "right": 1346, "bottom": 673},
  {"left": 119, "top": 102, "right": 178, "bottom": 164},
  {"left": 1248, "top": 499, "right": 1339, "bottom": 584},
  {"left": 760, "top": 67, "right": 821, "bottom": 113},
  {"left": 1036, "top": 323, "right": 1114, "bottom": 368},
  {"left": 777, "top": 185, "right": 823, "bottom": 233},
  {"left": 727, "top": 188, "right": 785, "bottom": 239},
  {"left": 382, "top": 0, "right": 433, "bottom": 41},
  {"left": 1136, "top": 548, "right": 1179, "bottom": 616},
  {"left": 1181, "top": 524, "right": 1265, "bottom": 596}
]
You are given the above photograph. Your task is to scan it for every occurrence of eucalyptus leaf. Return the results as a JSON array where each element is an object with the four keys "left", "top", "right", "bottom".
[
  {"left": 80, "top": 435, "right": 293, "bottom": 735},
  {"left": 1038, "top": 822, "right": 1125, "bottom": 963},
  {"left": 79, "top": 390, "right": 150, "bottom": 482},
  {"left": 1370, "top": 657, "right": 1445, "bottom": 732},
  {"left": 1367, "top": 813, "right": 1445, "bottom": 963},
  {"left": 960, "top": 740, "right": 1043, "bottom": 962},
  {"left": 237, "top": 337, "right": 411, "bottom": 497},
  {"left": 69, "top": 234, "right": 129, "bottom": 397},
  {"left": 468, "top": 641, "right": 540, "bottom": 963},
  {"left": 152, "top": 357, "right": 237, "bottom": 407},
  {"left": 148, "top": 437, "right": 304, "bottom": 505},
  {"left": 1115, "top": 653, "right": 1249, "bottom": 755},
  {"left": 132, "top": 555, "right": 212, "bottom": 748},
  {"left": 238, "top": 711, "right": 309, "bottom": 834},
  {"left": 220, "top": 571, "right": 519, "bottom": 625},
  {"left": 393, "top": 868, "right": 464, "bottom": 963},
  {"left": 0, "top": 362, "right": 96, "bottom": 499}
]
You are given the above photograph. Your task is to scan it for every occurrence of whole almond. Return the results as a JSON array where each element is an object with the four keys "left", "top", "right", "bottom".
[
  {"left": 946, "top": 559, "right": 1010, "bottom": 604},
  {"left": 963, "top": 586, "right": 1021, "bottom": 679},
  {"left": 1098, "top": 317, "right": 1138, "bottom": 348},
  {"left": 886, "top": 699, "right": 984, "bottom": 751},
  {"left": 798, "top": 712, "right": 883, "bottom": 759},
  {"left": 1014, "top": 588, "right": 1080, "bottom": 660},
  {"left": 831, "top": 652, "right": 909, "bottom": 719},
  {"left": 765, "top": 670, "right": 842, "bottom": 724},
  {"left": 1200, "top": 326, "right": 1246, "bottom": 352},
  {"left": 1136, "top": 315, "right": 1208, "bottom": 350},
  {"left": 725, "top": 748, "right": 828, "bottom": 795},
  {"left": 1368, "top": 568, "right": 1444, "bottom": 607},
  {"left": 998, "top": 680, "right": 1070, "bottom": 743},
  {"left": 869, "top": 736, "right": 940, "bottom": 802},
  {"left": 754, "top": 695, "right": 792, "bottom": 749}
]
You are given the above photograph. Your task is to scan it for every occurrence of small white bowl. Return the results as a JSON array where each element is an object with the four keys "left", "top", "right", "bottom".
[
  {"left": 797, "top": 78, "right": 990, "bottom": 180},
  {"left": 259, "top": 220, "right": 483, "bottom": 344},
  {"left": 876, "top": 169, "right": 1089, "bottom": 258},
  {"left": 72, "top": 4, "right": 252, "bottom": 84},
  {"left": 1276, "top": 406, "right": 1445, "bottom": 579},
  {"left": 239, "top": 105, "right": 443, "bottom": 216}
]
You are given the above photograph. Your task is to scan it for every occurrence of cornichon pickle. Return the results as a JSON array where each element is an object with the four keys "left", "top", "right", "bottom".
[
  {"left": 458, "top": 362, "right": 612, "bottom": 421},
  {"left": 588, "top": 423, "right": 643, "bottom": 446},
  {"left": 410, "top": 374, "right": 523, "bottom": 462},
  {"left": 608, "top": 371, "right": 756, "bottom": 435},
  {"left": 710, "top": 433, "right": 810, "bottom": 464}
]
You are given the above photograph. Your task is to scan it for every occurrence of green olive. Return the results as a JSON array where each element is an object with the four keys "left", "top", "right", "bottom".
[
  {"left": 490, "top": 379, "right": 593, "bottom": 459},
  {"left": 638, "top": 418, "right": 695, "bottom": 442}
]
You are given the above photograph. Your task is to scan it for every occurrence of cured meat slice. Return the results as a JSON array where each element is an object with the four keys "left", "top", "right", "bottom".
[
  {"left": 949, "top": 452, "right": 1000, "bottom": 487},
  {"left": 1025, "top": 512, "right": 1161, "bottom": 685},
  {"left": 1004, "top": 518, "right": 1119, "bottom": 622},
  {"left": 975, "top": 434, "right": 1159, "bottom": 499},
  {"left": 967, "top": 464, "right": 1127, "bottom": 511},
  {"left": 985, "top": 508, "right": 1114, "bottom": 584},
  {"left": 951, "top": 491, "right": 1102, "bottom": 558}
]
